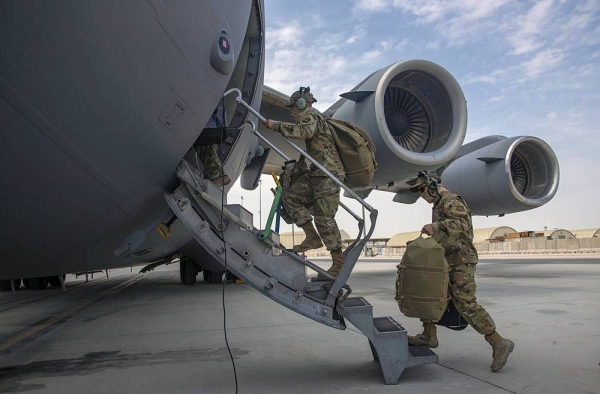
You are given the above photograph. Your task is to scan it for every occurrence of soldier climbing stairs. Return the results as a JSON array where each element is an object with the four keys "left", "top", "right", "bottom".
[{"left": 164, "top": 89, "right": 438, "bottom": 384}]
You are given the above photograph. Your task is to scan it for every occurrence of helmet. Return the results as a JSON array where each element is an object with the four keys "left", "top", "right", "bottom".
[
  {"left": 284, "top": 86, "right": 317, "bottom": 109},
  {"left": 409, "top": 171, "right": 441, "bottom": 192}
]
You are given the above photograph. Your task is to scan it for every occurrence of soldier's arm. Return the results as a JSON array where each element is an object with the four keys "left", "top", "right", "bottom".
[
  {"left": 272, "top": 114, "right": 318, "bottom": 140},
  {"left": 432, "top": 198, "right": 471, "bottom": 242}
]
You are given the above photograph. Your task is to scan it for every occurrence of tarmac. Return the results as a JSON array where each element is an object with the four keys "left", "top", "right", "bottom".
[{"left": 1, "top": 256, "right": 599, "bottom": 393}]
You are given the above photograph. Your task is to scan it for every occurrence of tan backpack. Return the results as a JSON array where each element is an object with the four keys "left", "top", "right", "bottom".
[
  {"left": 317, "top": 115, "right": 378, "bottom": 188},
  {"left": 395, "top": 236, "right": 450, "bottom": 321}
]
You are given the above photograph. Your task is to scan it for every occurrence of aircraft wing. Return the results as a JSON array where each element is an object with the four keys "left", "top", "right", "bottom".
[{"left": 257, "top": 60, "right": 559, "bottom": 217}]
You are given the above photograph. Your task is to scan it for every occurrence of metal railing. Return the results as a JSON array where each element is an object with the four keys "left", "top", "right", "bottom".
[{"left": 224, "top": 89, "right": 378, "bottom": 301}]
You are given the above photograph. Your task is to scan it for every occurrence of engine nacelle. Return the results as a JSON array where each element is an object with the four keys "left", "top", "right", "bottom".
[
  {"left": 440, "top": 136, "right": 559, "bottom": 216},
  {"left": 330, "top": 60, "right": 467, "bottom": 187}
]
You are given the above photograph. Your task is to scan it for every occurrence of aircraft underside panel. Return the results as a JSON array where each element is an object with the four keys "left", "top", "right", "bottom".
[{"left": 0, "top": 0, "right": 265, "bottom": 278}]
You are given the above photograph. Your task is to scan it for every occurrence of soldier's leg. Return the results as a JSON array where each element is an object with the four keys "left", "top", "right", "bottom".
[
  {"left": 449, "top": 262, "right": 496, "bottom": 335},
  {"left": 197, "top": 145, "right": 230, "bottom": 186},
  {"left": 197, "top": 145, "right": 222, "bottom": 179},
  {"left": 311, "top": 176, "right": 344, "bottom": 277},
  {"left": 281, "top": 173, "right": 313, "bottom": 228},
  {"left": 450, "top": 262, "right": 514, "bottom": 371},
  {"left": 311, "top": 176, "right": 342, "bottom": 251}
]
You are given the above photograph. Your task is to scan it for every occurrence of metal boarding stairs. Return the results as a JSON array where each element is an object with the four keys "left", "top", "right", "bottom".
[{"left": 164, "top": 89, "right": 437, "bottom": 384}]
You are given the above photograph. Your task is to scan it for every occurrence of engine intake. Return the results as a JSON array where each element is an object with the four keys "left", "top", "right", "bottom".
[
  {"left": 440, "top": 136, "right": 559, "bottom": 216},
  {"left": 331, "top": 60, "right": 467, "bottom": 187}
]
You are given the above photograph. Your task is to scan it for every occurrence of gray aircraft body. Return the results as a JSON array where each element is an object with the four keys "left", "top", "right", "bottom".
[{"left": 0, "top": 0, "right": 559, "bottom": 288}]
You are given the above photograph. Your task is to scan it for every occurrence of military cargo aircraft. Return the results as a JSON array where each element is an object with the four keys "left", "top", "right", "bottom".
[{"left": 0, "top": 0, "right": 558, "bottom": 291}]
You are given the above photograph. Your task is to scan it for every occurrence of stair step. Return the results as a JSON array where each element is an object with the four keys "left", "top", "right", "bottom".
[
  {"left": 408, "top": 345, "right": 437, "bottom": 358},
  {"left": 373, "top": 316, "right": 404, "bottom": 333},
  {"left": 344, "top": 297, "right": 371, "bottom": 308}
]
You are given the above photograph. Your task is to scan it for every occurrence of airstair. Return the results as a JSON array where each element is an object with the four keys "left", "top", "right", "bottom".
[{"left": 165, "top": 90, "right": 438, "bottom": 384}]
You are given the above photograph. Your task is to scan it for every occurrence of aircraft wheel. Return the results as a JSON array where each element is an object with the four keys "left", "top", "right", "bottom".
[
  {"left": 0, "top": 280, "right": 13, "bottom": 291},
  {"left": 206, "top": 270, "right": 224, "bottom": 284},
  {"left": 48, "top": 275, "right": 66, "bottom": 287},
  {"left": 23, "top": 277, "right": 49, "bottom": 290},
  {"left": 180, "top": 259, "right": 197, "bottom": 286}
]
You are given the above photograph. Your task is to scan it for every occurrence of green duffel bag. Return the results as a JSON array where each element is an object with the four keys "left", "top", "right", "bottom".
[{"left": 395, "top": 235, "right": 450, "bottom": 321}]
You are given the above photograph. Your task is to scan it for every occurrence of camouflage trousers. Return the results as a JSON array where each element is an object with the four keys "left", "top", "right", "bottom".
[
  {"left": 446, "top": 260, "right": 496, "bottom": 335},
  {"left": 281, "top": 173, "right": 342, "bottom": 251},
  {"left": 196, "top": 145, "right": 223, "bottom": 180}
]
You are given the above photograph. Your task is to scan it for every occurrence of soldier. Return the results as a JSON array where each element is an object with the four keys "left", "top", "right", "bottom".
[
  {"left": 408, "top": 172, "right": 514, "bottom": 372},
  {"left": 196, "top": 105, "right": 230, "bottom": 187},
  {"left": 196, "top": 145, "right": 230, "bottom": 187},
  {"left": 263, "top": 87, "right": 346, "bottom": 277}
]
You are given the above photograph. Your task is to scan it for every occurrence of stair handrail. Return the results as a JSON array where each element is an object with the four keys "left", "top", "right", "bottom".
[
  {"left": 225, "top": 88, "right": 376, "bottom": 213},
  {"left": 226, "top": 89, "right": 378, "bottom": 305}
]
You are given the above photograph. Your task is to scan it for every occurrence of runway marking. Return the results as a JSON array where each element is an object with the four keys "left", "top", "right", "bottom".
[
  {"left": 0, "top": 275, "right": 144, "bottom": 354},
  {"left": 436, "top": 363, "right": 519, "bottom": 393}
]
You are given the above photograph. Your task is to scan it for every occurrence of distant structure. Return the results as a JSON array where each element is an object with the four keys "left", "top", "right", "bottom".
[{"left": 277, "top": 227, "right": 599, "bottom": 256}]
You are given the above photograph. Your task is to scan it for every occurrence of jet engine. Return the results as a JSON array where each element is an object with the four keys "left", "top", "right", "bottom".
[
  {"left": 330, "top": 60, "right": 467, "bottom": 189},
  {"left": 440, "top": 136, "right": 559, "bottom": 216}
]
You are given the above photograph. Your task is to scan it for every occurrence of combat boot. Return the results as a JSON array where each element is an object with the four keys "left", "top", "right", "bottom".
[
  {"left": 293, "top": 222, "right": 323, "bottom": 253},
  {"left": 485, "top": 331, "right": 514, "bottom": 372},
  {"left": 327, "top": 249, "right": 344, "bottom": 277},
  {"left": 408, "top": 322, "right": 438, "bottom": 348},
  {"left": 318, "top": 249, "right": 344, "bottom": 278}
]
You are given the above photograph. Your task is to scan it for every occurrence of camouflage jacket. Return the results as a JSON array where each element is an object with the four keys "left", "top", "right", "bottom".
[
  {"left": 431, "top": 190, "right": 478, "bottom": 264},
  {"left": 273, "top": 109, "right": 345, "bottom": 179}
]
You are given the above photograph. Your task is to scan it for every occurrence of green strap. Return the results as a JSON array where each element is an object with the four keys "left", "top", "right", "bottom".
[{"left": 260, "top": 185, "right": 283, "bottom": 240}]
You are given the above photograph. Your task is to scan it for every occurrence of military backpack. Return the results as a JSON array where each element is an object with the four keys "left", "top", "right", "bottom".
[
  {"left": 315, "top": 114, "right": 378, "bottom": 188},
  {"left": 395, "top": 236, "right": 450, "bottom": 321}
]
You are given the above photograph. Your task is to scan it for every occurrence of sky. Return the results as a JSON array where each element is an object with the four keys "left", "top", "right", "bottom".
[{"left": 228, "top": 0, "right": 600, "bottom": 239}]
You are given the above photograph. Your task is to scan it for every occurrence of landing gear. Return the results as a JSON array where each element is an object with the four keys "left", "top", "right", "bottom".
[
  {"left": 226, "top": 270, "right": 238, "bottom": 282},
  {"left": 180, "top": 259, "right": 197, "bottom": 285},
  {"left": 48, "top": 275, "right": 66, "bottom": 287},
  {"left": 23, "top": 277, "right": 48, "bottom": 290},
  {"left": 0, "top": 278, "right": 21, "bottom": 291},
  {"left": 203, "top": 269, "right": 224, "bottom": 284}
]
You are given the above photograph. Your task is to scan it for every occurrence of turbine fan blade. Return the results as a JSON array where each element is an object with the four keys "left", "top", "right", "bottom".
[
  {"left": 511, "top": 153, "right": 528, "bottom": 195},
  {"left": 384, "top": 86, "right": 431, "bottom": 153}
]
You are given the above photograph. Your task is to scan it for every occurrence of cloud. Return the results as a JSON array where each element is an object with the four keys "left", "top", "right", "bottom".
[
  {"left": 520, "top": 48, "right": 565, "bottom": 79},
  {"left": 384, "top": 0, "right": 514, "bottom": 46},
  {"left": 394, "top": 38, "right": 410, "bottom": 51},
  {"left": 463, "top": 74, "right": 498, "bottom": 85},
  {"left": 507, "top": 0, "right": 554, "bottom": 55},
  {"left": 264, "top": 16, "right": 389, "bottom": 109},
  {"left": 345, "top": 24, "right": 367, "bottom": 44},
  {"left": 354, "top": 0, "right": 389, "bottom": 12},
  {"left": 463, "top": 124, "right": 493, "bottom": 143},
  {"left": 553, "top": 1, "right": 600, "bottom": 47},
  {"left": 425, "top": 41, "right": 440, "bottom": 50}
]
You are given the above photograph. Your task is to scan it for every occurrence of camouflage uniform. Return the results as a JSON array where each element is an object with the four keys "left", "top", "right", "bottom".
[
  {"left": 196, "top": 105, "right": 226, "bottom": 181},
  {"left": 430, "top": 189, "right": 496, "bottom": 336},
  {"left": 272, "top": 109, "right": 345, "bottom": 251},
  {"left": 196, "top": 145, "right": 224, "bottom": 181}
]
